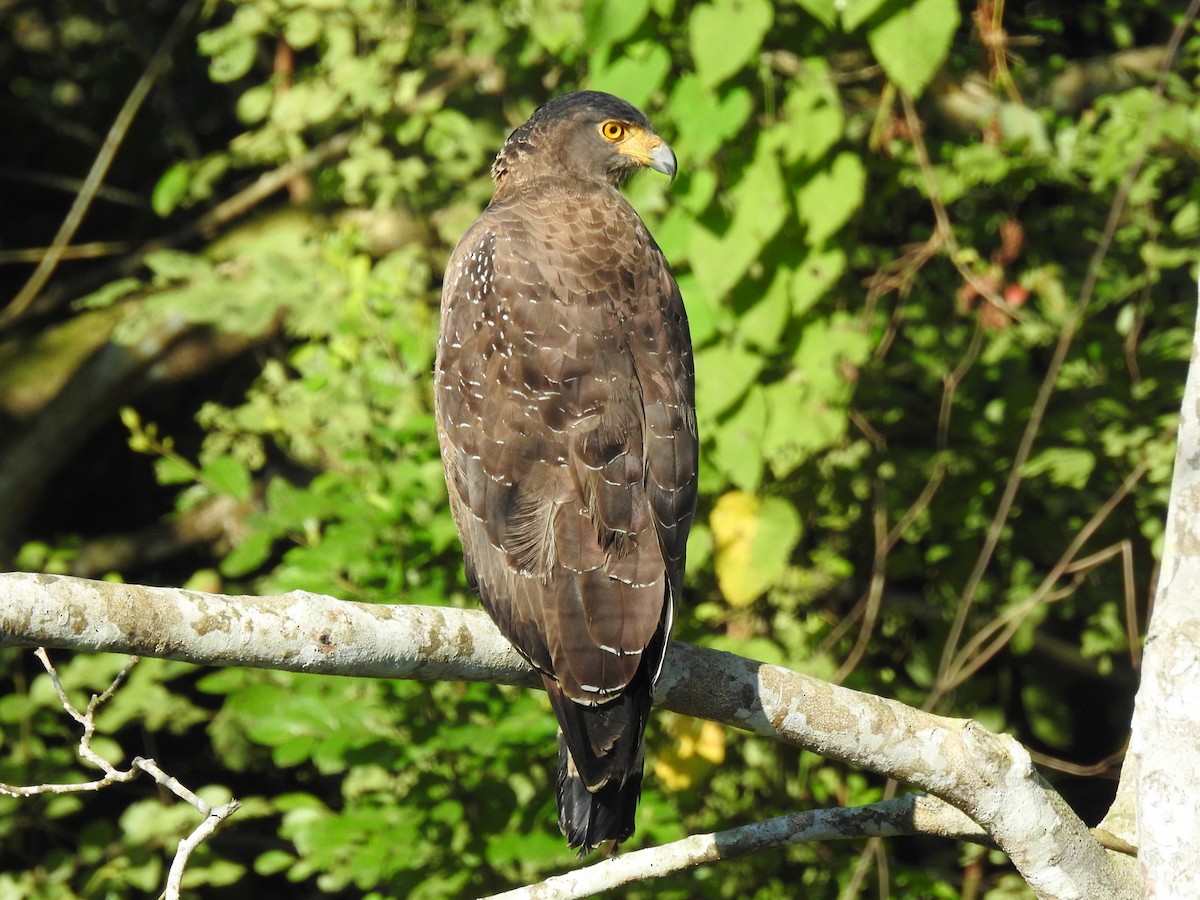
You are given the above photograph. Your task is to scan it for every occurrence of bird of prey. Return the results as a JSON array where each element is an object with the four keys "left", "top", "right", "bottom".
[{"left": 434, "top": 91, "right": 697, "bottom": 850}]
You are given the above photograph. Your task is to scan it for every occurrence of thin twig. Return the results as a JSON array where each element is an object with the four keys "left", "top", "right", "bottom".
[
  {"left": 0, "top": 649, "right": 241, "bottom": 900},
  {"left": 938, "top": 323, "right": 984, "bottom": 450},
  {"left": 1120, "top": 540, "right": 1141, "bottom": 669},
  {"left": 0, "top": 166, "right": 144, "bottom": 208},
  {"left": 898, "top": 92, "right": 1030, "bottom": 326},
  {"left": 817, "top": 461, "right": 947, "bottom": 661},
  {"left": 163, "top": 800, "right": 242, "bottom": 900},
  {"left": 182, "top": 131, "right": 355, "bottom": 243},
  {"left": 1028, "top": 743, "right": 1125, "bottom": 779},
  {"left": 28, "top": 129, "right": 356, "bottom": 320},
  {"left": 0, "top": 241, "right": 133, "bottom": 265},
  {"left": 839, "top": 835, "right": 884, "bottom": 900},
  {"left": 834, "top": 481, "right": 890, "bottom": 681},
  {"left": 862, "top": 234, "right": 942, "bottom": 345}
]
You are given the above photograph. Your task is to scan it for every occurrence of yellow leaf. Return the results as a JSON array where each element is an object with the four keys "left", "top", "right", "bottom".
[
  {"left": 653, "top": 715, "right": 727, "bottom": 791},
  {"left": 710, "top": 490, "right": 802, "bottom": 607},
  {"left": 710, "top": 490, "right": 761, "bottom": 607}
]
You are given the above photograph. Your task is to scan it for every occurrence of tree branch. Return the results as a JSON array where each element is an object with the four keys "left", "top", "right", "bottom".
[
  {"left": 0, "top": 315, "right": 196, "bottom": 558},
  {"left": 0, "top": 572, "right": 1137, "bottom": 899},
  {"left": 1111, "top": 279, "right": 1200, "bottom": 898},
  {"left": 483, "top": 795, "right": 985, "bottom": 900}
]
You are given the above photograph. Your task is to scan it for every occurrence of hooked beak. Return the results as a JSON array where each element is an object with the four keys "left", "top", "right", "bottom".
[{"left": 648, "top": 140, "right": 678, "bottom": 182}]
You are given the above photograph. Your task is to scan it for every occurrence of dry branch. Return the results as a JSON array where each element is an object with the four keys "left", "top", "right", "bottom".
[{"left": 0, "top": 649, "right": 240, "bottom": 900}]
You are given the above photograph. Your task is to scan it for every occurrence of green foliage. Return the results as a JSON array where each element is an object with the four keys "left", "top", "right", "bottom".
[
  {"left": 2, "top": 0, "right": 1196, "bottom": 897},
  {"left": 867, "top": 0, "right": 962, "bottom": 95}
]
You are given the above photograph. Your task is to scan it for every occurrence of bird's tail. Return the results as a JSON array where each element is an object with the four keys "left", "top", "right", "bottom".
[
  {"left": 556, "top": 734, "right": 644, "bottom": 852},
  {"left": 545, "top": 674, "right": 651, "bottom": 852}
]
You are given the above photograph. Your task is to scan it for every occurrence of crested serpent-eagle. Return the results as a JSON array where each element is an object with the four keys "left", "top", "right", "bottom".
[{"left": 434, "top": 91, "right": 697, "bottom": 851}]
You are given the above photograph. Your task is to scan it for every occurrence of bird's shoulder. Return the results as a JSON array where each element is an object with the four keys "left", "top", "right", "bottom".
[{"left": 447, "top": 180, "right": 671, "bottom": 307}]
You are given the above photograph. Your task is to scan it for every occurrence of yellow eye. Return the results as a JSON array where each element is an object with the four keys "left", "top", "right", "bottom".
[{"left": 600, "top": 120, "right": 626, "bottom": 141}]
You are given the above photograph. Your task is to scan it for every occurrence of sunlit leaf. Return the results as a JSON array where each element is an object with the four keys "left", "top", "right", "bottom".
[
  {"left": 689, "top": 0, "right": 773, "bottom": 88},
  {"left": 710, "top": 490, "right": 802, "bottom": 606},
  {"left": 796, "top": 151, "right": 867, "bottom": 246},
  {"left": 867, "top": 0, "right": 960, "bottom": 97},
  {"left": 653, "top": 715, "right": 727, "bottom": 790}
]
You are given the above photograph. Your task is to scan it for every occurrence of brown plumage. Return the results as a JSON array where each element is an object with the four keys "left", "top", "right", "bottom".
[{"left": 434, "top": 91, "right": 697, "bottom": 850}]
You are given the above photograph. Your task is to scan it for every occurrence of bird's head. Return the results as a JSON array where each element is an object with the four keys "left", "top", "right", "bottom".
[{"left": 491, "top": 91, "right": 677, "bottom": 189}]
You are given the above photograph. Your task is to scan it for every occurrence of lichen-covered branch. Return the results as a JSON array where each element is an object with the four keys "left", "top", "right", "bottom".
[
  {"left": 493, "top": 780, "right": 1128, "bottom": 899},
  {"left": 0, "top": 572, "right": 1135, "bottom": 899},
  {"left": 483, "top": 794, "right": 985, "bottom": 900}
]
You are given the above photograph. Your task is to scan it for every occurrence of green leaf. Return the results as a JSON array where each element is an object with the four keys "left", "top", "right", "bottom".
[
  {"left": 668, "top": 76, "right": 753, "bottom": 164},
  {"left": 236, "top": 83, "right": 274, "bottom": 125},
  {"left": 761, "top": 314, "right": 870, "bottom": 476},
  {"left": 154, "top": 454, "right": 197, "bottom": 485},
  {"left": 689, "top": 226, "right": 746, "bottom": 304},
  {"left": 686, "top": 521, "right": 714, "bottom": 574},
  {"left": 1171, "top": 199, "right": 1200, "bottom": 237},
  {"left": 762, "top": 381, "right": 849, "bottom": 477},
  {"left": 792, "top": 0, "right": 837, "bottom": 29},
  {"left": 587, "top": 43, "right": 671, "bottom": 109},
  {"left": 529, "top": 0, "right": 586, "bottom": 54},
  {"left": 712, "top": 385, "right": 768, "bottom": 491},
  {"left": 75, "top": 277, "right": 142, "bottom": 310},
  {"left": 840, "top": 0, "right": 889, "bottom": 31},
  {"left": 152, "top": 163, "right": 190, "bottom": 217},
  {"left": 584, "top": 0, "right": 651, "bottom": 45},
  {"left": 694, "top": 344, "right": 764, "bottom": 418},
  {"left": 867, "top": 0, "right": 960, "bottom": 97},
  {"left": 273, "top": 81, "right": 342, "bottom": 130},
  {"left": 997, "top": 102, "right": 1050, "bottom": 154},
  {"left": 790, "top": 312, "right": 872, "bottom": 397},
  {"left": 795, "top": 151, "right": 866, "bottom": 245},
  {"left": 220, "top": 530, "right": 275, "bottom": 578},
  {"left": 181, "top": 857, "right": 245, "bottom": 889},
  {"left": 255, "top": 850, "right": 296, "bottom": 877},
  {"left": 283, "top": 9, "right": 323, "bottom": 49},
  {"left": 736, "top": 266, "right": 792, "bottom": 350},
  {"left": 143, "top": 249, "right": 214, "bottom": 283},
  {"left": 677, "top": 272, "right": 721, "bottom": 344},
  {"left": 690, "top": 148, "right": 789, "bottom": 299},
  {"left": 791, "top": 247, "right": 846, "bottom": 316},
  {"left": 207, "top": 34, "right": 257, "bottom": 84},
  {"left": 689, "top": 0, "right": 773, "bottom": 88},
  {"left": 777, "top": 66, "right": 845, "bottom": 165},
  {"left": 202, "top": 456, "right": 252, "bottom": 500},
  {"left": 1022, "top": 447, "right": 1096, "bottom": 489}
]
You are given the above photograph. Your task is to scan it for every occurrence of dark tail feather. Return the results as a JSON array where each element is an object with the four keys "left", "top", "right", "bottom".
[
  {"left": 557, "top": 734, "right": 644, "bottom": 852},
  {"left": 544, "top": 670, "right": 652, "bottom": 851}
]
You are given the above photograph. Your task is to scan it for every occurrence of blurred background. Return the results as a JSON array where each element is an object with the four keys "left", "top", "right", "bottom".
[{"left": 0, "top": 1, "right": 1195, "bottom": 896}]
